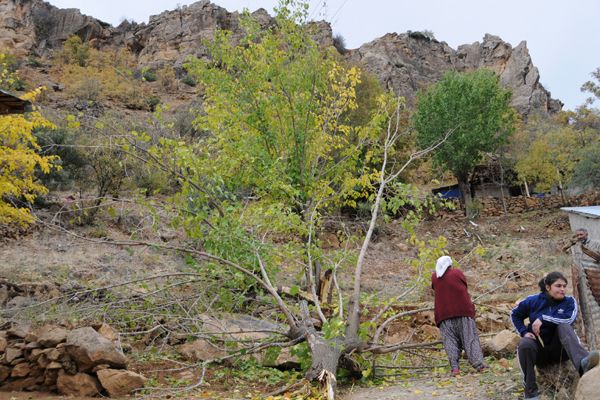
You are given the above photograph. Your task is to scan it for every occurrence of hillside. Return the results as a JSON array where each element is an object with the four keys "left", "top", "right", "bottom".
[
  {"left": 1, "top": 1, "right": 599, "bottom": 399},
  {"left": 0, "top": 200, "right": 578, "bottom": 399}
]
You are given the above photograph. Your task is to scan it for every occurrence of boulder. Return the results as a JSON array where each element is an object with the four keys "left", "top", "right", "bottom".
[
  {"left": 575, "top": 364, "right": 600, "bottom": 400},
  {"left": 37, "top": 325, "right": 68, "bottom": 347},
  {"left": 7, "top": 321, "right": 31, "bottom": 339},
  {"left": 97, "top": 368, "right": 146, "bottom": 396},
  {"left": 178, "top": 339, "right": 227, "bottom": 361},
  {"left": 420, "top": 324, "right": 441, "bottom": 339},
  {"left": 56, "top": 370, "right": 102, "bottom": 397},
  {"left": 65, "top": 327, "right": 127, "bottom": 372},
  {"left": 96, "top": 323, "right": 118, "bottom": 342},
  {"left": 488, "top": 329, "right": 520, "bottom": 357}
]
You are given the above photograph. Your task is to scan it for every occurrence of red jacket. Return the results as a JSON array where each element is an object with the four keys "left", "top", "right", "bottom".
[{"left": 431, "top": 268, "right": 475, "bottom": 326}]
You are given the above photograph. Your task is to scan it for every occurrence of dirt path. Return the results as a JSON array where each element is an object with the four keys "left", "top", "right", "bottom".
[{"left": 341, "top": 367, "right": 521, "bottom": 400}]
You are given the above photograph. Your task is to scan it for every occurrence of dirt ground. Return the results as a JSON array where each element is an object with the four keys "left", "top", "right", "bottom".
[{"left": 0, "top": 205, "right": 576, "bottom": 399}]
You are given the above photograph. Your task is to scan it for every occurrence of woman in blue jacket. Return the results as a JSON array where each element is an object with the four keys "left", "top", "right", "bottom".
[{"left": 511, "top": 271, "right": 599, "bottom": 400}]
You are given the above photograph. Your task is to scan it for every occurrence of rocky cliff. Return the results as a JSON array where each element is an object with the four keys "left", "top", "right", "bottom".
[
  {"left": 0, "top": 0, "right": 561, "bottom": 115},
  {"left": 347, "top": 32, "right": 562, "bottom": 115}
]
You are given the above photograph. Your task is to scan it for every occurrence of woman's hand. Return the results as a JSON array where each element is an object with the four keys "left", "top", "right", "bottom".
[
  {"left": 532, "top": 318, "right": 542, "bottom": 336},
  {"left": 524, "top": 332, "right": 536, "bottom": 339}
]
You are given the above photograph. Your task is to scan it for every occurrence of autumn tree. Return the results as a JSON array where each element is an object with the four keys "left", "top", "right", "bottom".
[
  {"left": 413, "top": 69, "right": 516, "bottom": 217},
  {"left": 0, "top": 59, "right": 59, "bottom": 226}
]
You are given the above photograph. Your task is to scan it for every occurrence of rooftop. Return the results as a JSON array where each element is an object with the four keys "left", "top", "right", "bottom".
[
  {"left": 0, "top": 89, "right": 31, "bottom": 115},
  {"left": 561, "top": 206, "right": 600, "bottom": 218}
]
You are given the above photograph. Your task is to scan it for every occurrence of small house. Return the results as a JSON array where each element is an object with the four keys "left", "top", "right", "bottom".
[
  {"left": 0, "top": 89, "right": 31, "bottom": 115},
  {"left": 561, "top": 206, "right": 600, "bottom": 239}
]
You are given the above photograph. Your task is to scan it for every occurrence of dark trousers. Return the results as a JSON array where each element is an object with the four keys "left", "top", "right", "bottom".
[{"left": 517, "top": 324, "right": 588, "bottom": 398}]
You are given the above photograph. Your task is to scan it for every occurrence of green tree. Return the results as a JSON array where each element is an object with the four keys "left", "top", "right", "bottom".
[
  {"left": 571, "top": 143, "right": 600, "bottom": 190},
  {"left": 413, "top": 69, "right": 516, "bottom": 217},
  {"left": 124, "top": 1, "right": 442, "bottom": 394},
  {"left": 581, "top": 67, "right": 600, "bottom": 103}
]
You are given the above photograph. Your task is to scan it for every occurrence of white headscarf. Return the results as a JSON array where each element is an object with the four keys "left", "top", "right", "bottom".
[{"left": 435, "top": 255, "right": 453, "bottom": 278}]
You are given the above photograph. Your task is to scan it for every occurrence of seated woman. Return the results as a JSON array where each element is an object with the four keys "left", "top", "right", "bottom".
[{"left": 511, "top": 271, "right": 599, "bottom": 400}]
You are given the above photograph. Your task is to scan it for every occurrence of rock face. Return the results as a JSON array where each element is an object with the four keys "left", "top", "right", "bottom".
[
  {"left": 0, "top": 0, "right": 560, "bottom": 116},
  {"left": 0, "top": 0, "right": 110, "bottom": 56},
  {"left": 348, "top": 32, "right": 562, "bottom": 115}
]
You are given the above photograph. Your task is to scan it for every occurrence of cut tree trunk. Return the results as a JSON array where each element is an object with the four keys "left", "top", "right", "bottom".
[{"left": 457, "top": 178, "right": 475, "bottom": 218}]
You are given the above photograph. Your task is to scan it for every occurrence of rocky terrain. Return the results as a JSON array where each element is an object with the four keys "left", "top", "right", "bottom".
[{"left": 1, "top": 0, "right": 561, "bottom": 116}]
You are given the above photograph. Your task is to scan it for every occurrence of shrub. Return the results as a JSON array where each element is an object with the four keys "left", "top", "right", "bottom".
[
  {"left": 332, "top": 33, "right": 347, "bottom": 54},
  {"left": 61, "top": 35, "right": 90, "bottom": 67},
  {"left": 571, "top": 143, "right": 600, "bottom": 189},
  {"left": 141, "top": 67, "right": 157, "bottom": 82},
  {"left": 34, "top": 127, "right": 87, "bottom": 190},
  {"left": 158, "top": 66, "right": 177, "bottom": 91},
  {"left": 180, "top": 74, "right": 196, "bottom": 87}
]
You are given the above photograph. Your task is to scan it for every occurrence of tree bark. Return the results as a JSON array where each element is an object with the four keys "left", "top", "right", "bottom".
[{"left": 457, "top": 176, "right": 474, "bottom": 218}]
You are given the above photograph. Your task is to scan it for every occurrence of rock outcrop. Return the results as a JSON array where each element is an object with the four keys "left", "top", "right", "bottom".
[
  {"left": 348, "top": 33, "right": 562, "bottom": 115},
  {"left": 0, "top": 0, "right": 561, "bottom": 116}
]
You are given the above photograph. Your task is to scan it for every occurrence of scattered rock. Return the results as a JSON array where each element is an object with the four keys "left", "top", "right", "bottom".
[
  {"left": 65, "top": 327, "right": 128, "bottom": 372},
  {"left": 7, "top": 322, "right": 31, "bottom": 339},
  {"left": 96, "top": 368, "right": 146, "bottom": 396},
  {"left": 56, "top": 370, "right": 102, "bottom": 397},
  {"left": 37, "top": 325, "right": 68, "bottom": 347},
  {"left": 488, "top": 329, "right": 520, "bottom": 357},
  {"left": 178, "top": 339, "right": 227, "bottom": 362}
]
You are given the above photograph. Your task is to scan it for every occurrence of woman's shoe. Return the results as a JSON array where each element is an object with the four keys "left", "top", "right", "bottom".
[{"left": 451, "top": 368, "right": 460, "bottom": 376}]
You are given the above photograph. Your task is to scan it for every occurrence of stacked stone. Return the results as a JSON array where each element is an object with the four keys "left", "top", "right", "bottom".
[
  {"left": 476, "top": 189, "right": 600, "bottom": 217},
  {"left": 0, "top": 323, "right": 145, "bottom": 397}
]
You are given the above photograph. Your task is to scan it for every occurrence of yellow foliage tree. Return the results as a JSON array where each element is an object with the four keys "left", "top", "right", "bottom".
[{"left": 0, "top": 86, "right": 59, "bottom": 226}]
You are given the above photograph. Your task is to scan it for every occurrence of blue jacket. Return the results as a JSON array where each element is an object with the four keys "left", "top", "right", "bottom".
[{"left": 511, "top": 292, "right": 578, "bottom": 344}]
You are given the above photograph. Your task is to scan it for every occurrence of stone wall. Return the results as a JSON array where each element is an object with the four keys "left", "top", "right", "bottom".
[
  {"left": 476, "top": 190, "right": 600, "bottom": 217},
  {"left": 0, "top": 322, "right": 145, "bottom": 396}
]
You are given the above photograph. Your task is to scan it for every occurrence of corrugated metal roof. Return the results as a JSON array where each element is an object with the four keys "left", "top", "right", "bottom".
[{"left": 561, "top": 206, "right": 600, "bottom": 218}]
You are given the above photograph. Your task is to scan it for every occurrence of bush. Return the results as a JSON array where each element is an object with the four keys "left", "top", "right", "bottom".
[
  {"left": 158, "top": 66, "right": 177, "bottom": 91},
  {"left": 181, "top": 74, "right": 196, "bottom": 87},
  {"left": 141, "top": 67, "right": 157, "bottom": 82},
  {"left": 332, "top": 33, "right": 347, "bottom": 54},
  {"left": 61, "top": 35, "right": 90, "bottom": 67},
  {"left": 34, "top": 127, "right": 87, "bottom": 190},
  {"left": 571, "top": 143, "right": 600, "bottom": 189}
]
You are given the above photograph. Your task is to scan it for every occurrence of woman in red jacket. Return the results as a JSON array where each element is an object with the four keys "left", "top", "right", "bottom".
[{"left": 432, "top": 255, "right": 486, "bottom": 375}]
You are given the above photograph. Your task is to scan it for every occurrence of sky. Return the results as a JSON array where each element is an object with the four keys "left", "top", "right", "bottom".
[{"left": 46, "top": 0, "right": 600, "bottom": 111}]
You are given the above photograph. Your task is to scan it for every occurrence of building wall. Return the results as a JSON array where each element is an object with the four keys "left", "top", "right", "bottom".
[{"left": 567, "top": 214, "right": 600, "bottom": 241}]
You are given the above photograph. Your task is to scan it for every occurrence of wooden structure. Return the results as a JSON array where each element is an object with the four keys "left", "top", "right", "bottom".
[
  {"left": 562, "top": 206, "right": 600, "bottom": 350},
  {"left": 0, "top": 89, "right": 31, "bottom": 115}
]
